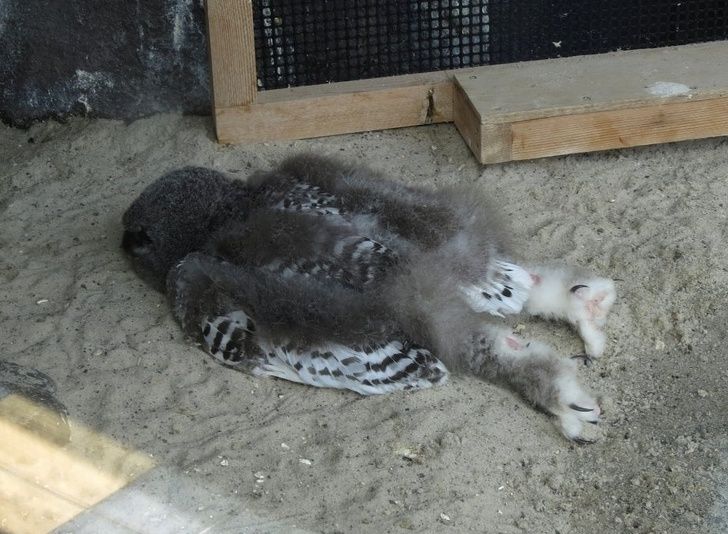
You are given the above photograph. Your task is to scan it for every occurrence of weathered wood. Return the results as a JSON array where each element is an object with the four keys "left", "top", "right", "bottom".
[
  {"left": 0, "top": 395, "right": 153, "bottom": 532},
  {"left": 506, "top": 97, "right": 728, "bottom": 162},
  {"left": 454, "top": 41, "right": 728, "bottom": 163},
  {"left": 205, "top": 7, "right": 728, "bottom": 162},
  {"left": 206, "top": 0, "right": 257, "bottom": 110},
  {"left": 452, "top": 82, "right": 482, "bottom": 158},
  {"left": 215, "top": 71, "right": 454, "bottom": 143},
  {"left": 0, "top": 469, "right": 84, "bottom": 534}
]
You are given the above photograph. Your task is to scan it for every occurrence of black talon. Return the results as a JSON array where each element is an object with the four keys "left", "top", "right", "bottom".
[
  {"left": 570, "top": 284, "right": 588, "bottom": 293},
  {"left": 572, "top": 437, "right": 596, "bottom": 445},
  {"left": 569, "top": 403, "right": 593, "bottom": 412},
  {"left": 571, "top": 353, "right": 593, "bottom": 367}
]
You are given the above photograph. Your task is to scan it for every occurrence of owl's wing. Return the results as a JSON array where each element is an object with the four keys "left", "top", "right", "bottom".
[
  {"left": 250, "top": 154, "right": 456, "bottom": 246},
  {"left": 263, "top": 234, "right": 398, "bottom": 290},
  {"left": 249, "top": 154, "right": 347, "bottom": 217},
  {"left": 167, "top": 253, "right": 448, "bottom": 395},
  {"left": 252, "top": 338, "right": 448, "bottom": 395},
  {"left": 208, "top": 210, "right": 398, "bottom": 291},
  {"left": 248, "top": 155, "right": 531, "bottom": 315},
  {"left": 266, "top": 180, "right": 342, "bottom": 216}
]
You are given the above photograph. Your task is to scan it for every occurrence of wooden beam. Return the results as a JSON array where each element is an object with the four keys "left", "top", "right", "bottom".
[
  {"left": 506, "top": 96, "right": 728, "bottom": 161},
  {"left": 215, "top": 71, "right": 454, "bottom": 143},
  {"left": 453, "top": 41, "right": 728, "bottom": 163},
  {"left": 0, "top": 395, "right": 153, "bottom": 533},
  {"left": 206, "top": 0, "right": 257, "bottom": 111}
]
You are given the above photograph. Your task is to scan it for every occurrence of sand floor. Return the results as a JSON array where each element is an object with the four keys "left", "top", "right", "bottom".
[{"left": 1, "top": 114, "right": 727, "bottom": 533}]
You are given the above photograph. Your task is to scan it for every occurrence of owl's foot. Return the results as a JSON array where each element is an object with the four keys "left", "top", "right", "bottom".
[
  {"left": 461, "top": 260, "right": 534, "bottom": 317},
  {"left": 551, "top": 369, "right": 602, "bottom": 443},
  {"left": 524, "top": 266, "right": 616, "bottom": 357},
  {"left": 568, "top": 281, "right": 616, "bottom": 357},
  {"left": 473, "top": 327, "right": 602, "bottom": 442}
]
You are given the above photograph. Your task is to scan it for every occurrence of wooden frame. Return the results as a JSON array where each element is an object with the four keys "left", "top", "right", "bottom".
[{"left": 206, "top": 1, "right": 728, "bottom": 163}]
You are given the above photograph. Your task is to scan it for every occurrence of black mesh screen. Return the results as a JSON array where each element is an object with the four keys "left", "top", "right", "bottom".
[{"left": 253, "top": 1, "right": 728, "bottom": 90}]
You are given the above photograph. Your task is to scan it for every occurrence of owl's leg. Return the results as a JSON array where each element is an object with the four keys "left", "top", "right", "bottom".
[
  {"left": 468, "top": 326, "right": 601, "bottom": 442},
  {"left": 167, "top": 253, "right": 264, "bottom": 367},
  {"left": 523, "top": 266, "right": 616, "bottom": 358},
  {"left": 461, "top": 260, "right": 534, "bottom": 317}
]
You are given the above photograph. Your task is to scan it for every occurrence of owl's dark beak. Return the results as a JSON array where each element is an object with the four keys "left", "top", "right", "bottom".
[{"left": 122, "top": 227, "right": 153, "bottom": 257}]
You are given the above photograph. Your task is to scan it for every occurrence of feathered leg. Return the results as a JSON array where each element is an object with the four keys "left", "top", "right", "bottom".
[
  {"left": 524, "top": 266, "right": 616, "bottom": 357},
  {"left": 466, "top": 325, "right": 601, "bottom": 442},
  {"left": 461, "top": 260, "right": 534, "bottom": 317}
]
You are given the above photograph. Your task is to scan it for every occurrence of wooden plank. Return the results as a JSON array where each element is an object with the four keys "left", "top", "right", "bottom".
[
  {"left": 206, "top": 0, "right": 257, "bottom": 110},
  {"left": 0, "top": 395, "right": 153, "bottom": 533},
  {"left": 506, "top": 96, "right": 728, "bottom": 162},
  {"left": 215, "top": 71, "right": 455, "bottom": 143},
  {"left": 0, "top": 469, "right": 84, "bottom": 534},
  {"left": 452, "top": 81, "right": 481, "bottom": 157},
  {"left": 454, "top": 41, "right": 728, "bottom": 162}
]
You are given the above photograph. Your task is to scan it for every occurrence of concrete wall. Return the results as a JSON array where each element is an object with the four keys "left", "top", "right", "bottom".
[{"left": 0, "top": 0, "right": 210, "bottom": 127}]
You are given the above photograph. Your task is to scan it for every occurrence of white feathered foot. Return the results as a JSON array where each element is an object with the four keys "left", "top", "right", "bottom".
[
  {"left": 461, "top": 260, "right": 534, "bottom": 317},
  {"left": 524, "top": 266, "right": 617, "bottom": 358},
  {"left": 469, "top": 326, "right": 602, "bottom": 443}
]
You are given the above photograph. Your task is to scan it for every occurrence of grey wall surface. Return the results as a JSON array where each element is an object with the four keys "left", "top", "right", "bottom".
[{"left": 0, "top": 0, "right": 211, "bottom": 127}]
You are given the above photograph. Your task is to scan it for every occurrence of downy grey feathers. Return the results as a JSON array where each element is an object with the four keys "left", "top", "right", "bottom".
[{"left": 122, "top": 154, "right": 617, "bottom": 441}]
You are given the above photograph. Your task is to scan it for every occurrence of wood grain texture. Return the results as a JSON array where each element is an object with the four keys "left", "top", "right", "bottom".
[
  {"left": 455, "top": 41, "right": 728, "bottom": 123},
  {"left": 206, "top": 0, "right": 257, "bottom": 109},
  {"left": 453, "top": 41, "right": 728, "bottom": 162},
  {"left": 452, "top": 82, "right": 482, "bottom": 158},
  {"left": 215, "top": 71, "right": 454, "bottom": 143},
  {"left": 0, "top": 395, "right": 153, "bottom": 533},
  {"left": 505, "top": 96, "right": 728, "bottom": 162}
]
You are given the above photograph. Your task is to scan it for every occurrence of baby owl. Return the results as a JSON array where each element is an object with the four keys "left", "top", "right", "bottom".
[{"left": 122, "top": 154, "right": 616, "bottom": 442}]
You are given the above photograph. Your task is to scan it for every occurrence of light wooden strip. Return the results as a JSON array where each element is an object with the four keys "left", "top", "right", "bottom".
[
  {"left": 454, "top": 41, "right": 728, "bottom": 123},
  {"left": 488, "top": 96, "right": 728, "bottom": 163},
  {"left": 206, "top": 0, "right": 257, "bottom": 109},
  {"left": 0, "top": 469, "right": 84, "bottom": 534},
  {"left": 453, "top": 41, "right": 728, "bottom": 162},
  {"left": 206, "top": 11, "right": 728, "bottom": 160},
  {"left": 453, "top": 81, "right": 482, "bottom": 158},
  {"left": 0, "top": 419, "right": 127, "bottom": 509},
  {"left": 0, "top": 395, "right": 153, "bottom": 532},
  {"left": 215, "top": 72, "right": 454, "bottom": 143}
]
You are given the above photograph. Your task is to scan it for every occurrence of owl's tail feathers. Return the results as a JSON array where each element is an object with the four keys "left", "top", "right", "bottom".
[
  {"left": 253, "top": 339, "right": 449, "bottom": 395},
  {"left": 461, "top": 260, "right": 534, "bottom": 317}
]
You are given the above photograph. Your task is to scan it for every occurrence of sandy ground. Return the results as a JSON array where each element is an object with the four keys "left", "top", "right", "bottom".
[{"left": 1, "top": 114, "right": 727, "bottom": 533}]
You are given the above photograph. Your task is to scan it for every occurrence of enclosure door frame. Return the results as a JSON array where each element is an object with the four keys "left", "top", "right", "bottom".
[{"left": 207, "top": 0, "right": 728, "bottom": 163}]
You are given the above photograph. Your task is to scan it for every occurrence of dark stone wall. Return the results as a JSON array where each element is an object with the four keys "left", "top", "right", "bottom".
[{"left": 0, "top": 0, "right": 211, "bottom": 127}]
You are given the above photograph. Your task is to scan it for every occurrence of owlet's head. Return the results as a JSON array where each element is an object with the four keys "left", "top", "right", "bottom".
[{"left": 122, "top": 167, "right": 251, "bottom": 289}]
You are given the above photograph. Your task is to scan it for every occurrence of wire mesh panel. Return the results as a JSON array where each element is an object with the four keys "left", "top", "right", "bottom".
[
  {"left": 253, "top": 0, "right": 728, "bottom": 90},
  {"left": 253, "top": 0, "right": 490, "bottom": 89},
  {"left": 488, "top": 0, "right": 728, "bottom": 64}
]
